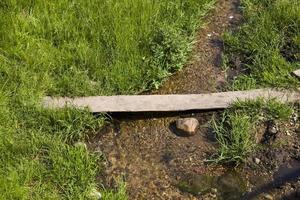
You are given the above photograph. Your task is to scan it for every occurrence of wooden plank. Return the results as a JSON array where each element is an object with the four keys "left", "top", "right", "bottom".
[
  {"left": 293, "top": 69, "right": 300, "bottom": 79},
  {"left": 42, "top": 89, "right": 300, "bottom": 113}
]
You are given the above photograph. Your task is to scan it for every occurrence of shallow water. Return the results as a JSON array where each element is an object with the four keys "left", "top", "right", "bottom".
[
  {"left": 89, "top": 0, "right": 253, "bottom": 198},
  {"left": 177, "top": 170, "right": 247, "bottom": 199}
]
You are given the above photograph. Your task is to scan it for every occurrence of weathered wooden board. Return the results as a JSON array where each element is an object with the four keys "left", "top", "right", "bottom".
[
  {"left": 43, "top": 89, "right": 300, "bottom": 113},
  {"left": 293, "top": 69, "right": 300, "bottom": 79}
]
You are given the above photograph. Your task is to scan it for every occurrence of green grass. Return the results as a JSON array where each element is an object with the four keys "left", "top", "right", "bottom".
[
  {"left": 1, "top": 0, "right": 214, "bottom": 97},
  {"left": 212, "top": 99, "right": 294, "bottom": 164},
  {"left": 232, "top": 98, "right": 294, "bottom": 122},
  {"left": 101, "top": 182, "right": 127, "bottom": 200},
  {"left": 212, "top": 0, "right": 300, "bottom": 164},
  {"left": 222, "top": 0, "right": 300, "bottom": 90},
  {"left": 212, "top": 111, "right": 253, "bottom": 164},
  {"left": 0, "top": 0, "right": 215, "bottom": 199}
]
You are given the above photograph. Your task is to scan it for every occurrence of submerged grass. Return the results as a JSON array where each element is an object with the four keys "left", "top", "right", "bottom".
[{"left": 0, "top": 0, "right": 214, "bottom": 199}]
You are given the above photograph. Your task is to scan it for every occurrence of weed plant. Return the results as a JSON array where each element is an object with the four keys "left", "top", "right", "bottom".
[
  {"left": 212, "top": 112, "right": 253, "bottom": 163},
  {"left": 212, "top": 99, "right": 294, "bottom": 164}
]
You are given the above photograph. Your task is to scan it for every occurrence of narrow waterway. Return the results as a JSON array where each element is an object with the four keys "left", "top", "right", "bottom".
[{"left": 90, "top": 1, "right": 247, "bottom": 199}]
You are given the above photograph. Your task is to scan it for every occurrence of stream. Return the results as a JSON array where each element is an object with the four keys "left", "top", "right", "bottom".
[{"left": 89, "top": 0, "right": 300, "bottom": 199}]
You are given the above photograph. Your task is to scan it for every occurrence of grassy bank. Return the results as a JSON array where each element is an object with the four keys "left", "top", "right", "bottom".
[
  {"left": 0, "top": 0, "right": 214, "bottom": 199},
  {"left": 223, "top": 0, "right": 299, "bottom": 90},
  {"left": 1, "top": 0, "right": 214, "bottom": 96},
  {"left": 212, "top": 99, "right": 294, "bottom": 163},
  {"left": 214, "top": 0, "right": 300, "bottom": 163}
]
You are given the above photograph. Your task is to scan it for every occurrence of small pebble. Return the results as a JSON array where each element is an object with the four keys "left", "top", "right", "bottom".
[
  {"left": 211, "top": 188, "right": 217, "bottom": 193},
  {"left": 89, "top": 188, "right": 102, "bottom": 200},
  {"left": 267, "top": 121, "right": 279, "bottom": 135},
  {"left": 229, "top": 15, "right": 234, "bottom": 19},
  {"left": 286, "top": 130, "right": 291, "bottom": 136},
  {"left": 292, "top": 113, "right": 298, "bottom": 123},
  {"left": 207, "top": 33, "right": 212, "bottom": 37},
  {"left": 263, "top": 194, "right": 273, "bottom": 200},
  {"left": 254, "top": 158, "right": 261, "bottom": 165}
]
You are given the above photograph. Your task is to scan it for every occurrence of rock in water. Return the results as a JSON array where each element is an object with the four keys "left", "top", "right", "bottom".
[
  {"left": 176, "top": 118, "right": 199, "bottom": 136},
  {"left": 217, "top": 171, "right": 246, "bottom": 200},
  {"left": 263, "top": 194, "right": 273, "bottom": 200},
  {"left": 177, "top": 174, "right": 215, "bottom": 196}
]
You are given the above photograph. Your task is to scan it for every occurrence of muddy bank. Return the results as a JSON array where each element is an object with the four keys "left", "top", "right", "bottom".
[{"left": 243, "top": 115, "right": 300, "bottom": 200}]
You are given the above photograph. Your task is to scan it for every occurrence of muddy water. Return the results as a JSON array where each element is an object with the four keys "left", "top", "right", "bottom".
[{"left": 89, "top": 0, "right": 246, "bottom": 199}]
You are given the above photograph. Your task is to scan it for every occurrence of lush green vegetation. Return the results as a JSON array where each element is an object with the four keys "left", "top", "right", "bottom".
[
  {"left": 0, "top": 0, "right": 214, "bottom": 199},
  {"left": 1, "top": 0, "right": 214, "bottom": 97},
  {"left": 212, "top": 99, "right": 293, "bottom": 163},
  {"left": 214, "top": 0, "right": 300, "bottom": 164},
  {"left": 223, "top": 0, "right": 300, "bottom": 90}
]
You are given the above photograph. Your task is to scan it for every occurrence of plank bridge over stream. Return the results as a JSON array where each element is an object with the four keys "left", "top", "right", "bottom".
[{"left": 43, "top": 70, "right": 300, "bottom": 113}]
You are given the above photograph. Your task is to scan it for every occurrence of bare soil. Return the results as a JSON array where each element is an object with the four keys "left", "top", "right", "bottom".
[
  {"left": 244, "top": 115, "right": 300, "bottom": 200},
  {"left": 88, "top": 0, "right": 300, "bottom": 199}
]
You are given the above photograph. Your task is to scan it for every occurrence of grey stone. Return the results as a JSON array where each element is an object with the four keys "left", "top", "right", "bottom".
[
  {"left": 176, "top": 118, "right": 199, "bottom": 135},
  {"left": 291, "top": 113, "right": 298, "bottom": 123},
  {"left": 267, "top": 122, "right": 278, "bottom": 135},
  {"left": 254, "top": 158, "right": 261, "bottom": 165}
]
